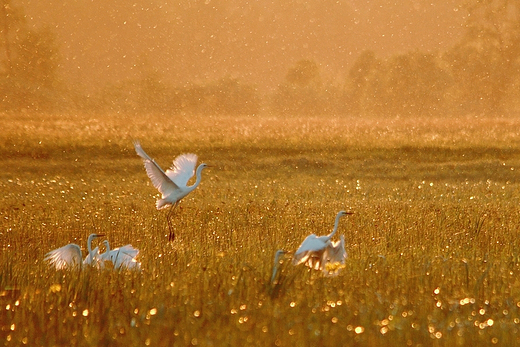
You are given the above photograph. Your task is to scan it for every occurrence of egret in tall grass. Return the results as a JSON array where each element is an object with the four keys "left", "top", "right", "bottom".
[
  {"left": 133, "top": 140, "right": 209, "bottom": 241},
  {"left": 292, "top": 210, "right": 352, "bottom": 271},
  {"left": 45, "top": 233, "right": 105, "bottom": 270},
  {"left": 100, "top": 240, "right": 141, "bottom": 271},
  {"left": 271, "top": 249, "right": 288, "bottom": 284}
]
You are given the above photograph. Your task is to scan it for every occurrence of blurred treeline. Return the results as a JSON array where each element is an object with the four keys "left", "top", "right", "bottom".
[{"left": 1, "top": 0, "right": 519, "bottom": 116}]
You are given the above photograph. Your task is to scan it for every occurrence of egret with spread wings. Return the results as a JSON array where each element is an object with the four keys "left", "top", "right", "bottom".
[
  {"left": 100, "top": 240, "right": 141, "bottom": 271},
  {"left": 133, "top": 140, "right": 209, "bottom": 241},
  {"left": 292, "top": 210, "right": 352, "bottom": 271}
]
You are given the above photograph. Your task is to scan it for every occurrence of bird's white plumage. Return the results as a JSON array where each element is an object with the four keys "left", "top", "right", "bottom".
[
  {"left": 45, "top": 233, "right": 104, "bottom": 270},
  {"left": 44, "top": 243, "right": 82, "bottom": 270},
  {"left": 292, "top": 211, "right": 351, "bottom": 271},
  {"left": 323, "top": 235, "right": 346, "bottom": 265},
  {"left": 293, "top": 234, "right": 329, "bottom": 257},
  {"left": 292, "top": 234, "right": 330, "bottom": 269},
  {"left": 101, "top": 240, "right": 141, "bottom": 271},
  {"left": 83, "top": 246, "right": 101, "bottom": 268},
  {"left": 166, "top": 153, "right": 198, "bottom": 187},
  {"left": 133, "top": 140, "right": 206, "bottom": 211},
  {"left": 133, "top": 140, "right": 179, "bottom": 201}
]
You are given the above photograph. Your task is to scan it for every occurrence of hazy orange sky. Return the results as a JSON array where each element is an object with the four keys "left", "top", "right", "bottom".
[{"left": 20, "top": 0, "right": 468, "bottom": 93}]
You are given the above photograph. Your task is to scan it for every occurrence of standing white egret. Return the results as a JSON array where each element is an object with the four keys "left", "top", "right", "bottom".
[
  {"left": 133, "top": 140, "right": 209, "bottom": 241},
  {"left": 271, "top": 250, "right": 287, "bottom": 284},
  {"left": 45, "top": 233, "right": 105, "bottom": 270},
  {"left": 100, "top": 240, "right": 141, "bottom": 271},
  {"left": 292, "top": 210, "right": 353, "bottom": 270}
]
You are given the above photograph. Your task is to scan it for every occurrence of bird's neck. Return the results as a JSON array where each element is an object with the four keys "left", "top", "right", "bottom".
[
  {"left": 328, "top": 214, "right": 342, "bottom": 238},
  {"left": 87, "top": 237, "right": 93, "bottom": 254},
  {"left": 190, "top": 165, "right": 204, "bottom": 189}
]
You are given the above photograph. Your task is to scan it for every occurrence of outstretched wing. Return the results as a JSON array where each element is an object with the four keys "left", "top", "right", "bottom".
[
  {"left": 292, "top": 234, "right": 329, "bottom": 267},
  {"left": 134, "top": 140, "right": 180, "bottom": 196},
  {"left": 108, "top": 245, "right": 140, "bottom": 270},
  {"left": 45, "top": 243, "right": 82, "bottom": 270},
  {"left": 294, "top": 234, "right": 329, "bottom": 255},
  {"left": 165, "top": 153, "right": 198, "bottom": 188},
  {"left": 323, "top": 235, "right": 346, "bottom": 265}
]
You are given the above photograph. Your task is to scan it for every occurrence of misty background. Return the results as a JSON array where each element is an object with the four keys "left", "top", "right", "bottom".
[{"left": 1, "top": 0, "right": 519, "bottom": 116}]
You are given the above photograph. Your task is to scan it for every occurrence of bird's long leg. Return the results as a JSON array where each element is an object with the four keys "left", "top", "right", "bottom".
[{"left": 167, "top": 202, "right": 179, "bottom": 242}]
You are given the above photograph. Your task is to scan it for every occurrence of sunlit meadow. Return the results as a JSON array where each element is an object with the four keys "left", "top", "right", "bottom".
[{"left": 2, "top": 112, "right": 520, "bottom": 346}]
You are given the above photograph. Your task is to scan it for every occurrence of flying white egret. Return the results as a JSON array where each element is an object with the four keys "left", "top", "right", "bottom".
[
  {"left": 100, "top": 240, "right": 141, "bottom": 271},
  {"left": 292, "top": 210, "right": 353, "bottom": 271},
  {"left": 133, "top": 140, "right": 209, "bottom": 241},
  {"left": 45, "top": 233, "right": 105, "bottom": 270}
]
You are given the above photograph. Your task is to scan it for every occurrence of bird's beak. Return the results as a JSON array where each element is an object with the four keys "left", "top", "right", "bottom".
[
  {"left": 345, "top": 211, "right": 355, "bottom": 215},
  {"left": 95, "top": 234, "right": 105, "bottom": 237}
]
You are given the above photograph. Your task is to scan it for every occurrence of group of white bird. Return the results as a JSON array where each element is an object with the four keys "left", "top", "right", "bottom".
[
  {"left": 45, "top": 233, "right": 140, "bottom": 271},
  {"left": 45, "top": 140, "right": 353, "bottom": 277}
]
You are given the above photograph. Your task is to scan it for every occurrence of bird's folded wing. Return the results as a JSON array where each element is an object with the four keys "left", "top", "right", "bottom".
[
  {"left": 134, "top": 140, "right": 180, "bottom": 195},
  {"left": 166, "top": 153, "right": 198, "bottom": 187}
]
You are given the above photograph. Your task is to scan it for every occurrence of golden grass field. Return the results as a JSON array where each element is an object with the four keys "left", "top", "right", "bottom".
[{"left": 1, "top": 112, "right": 520, "bottom": 346}]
